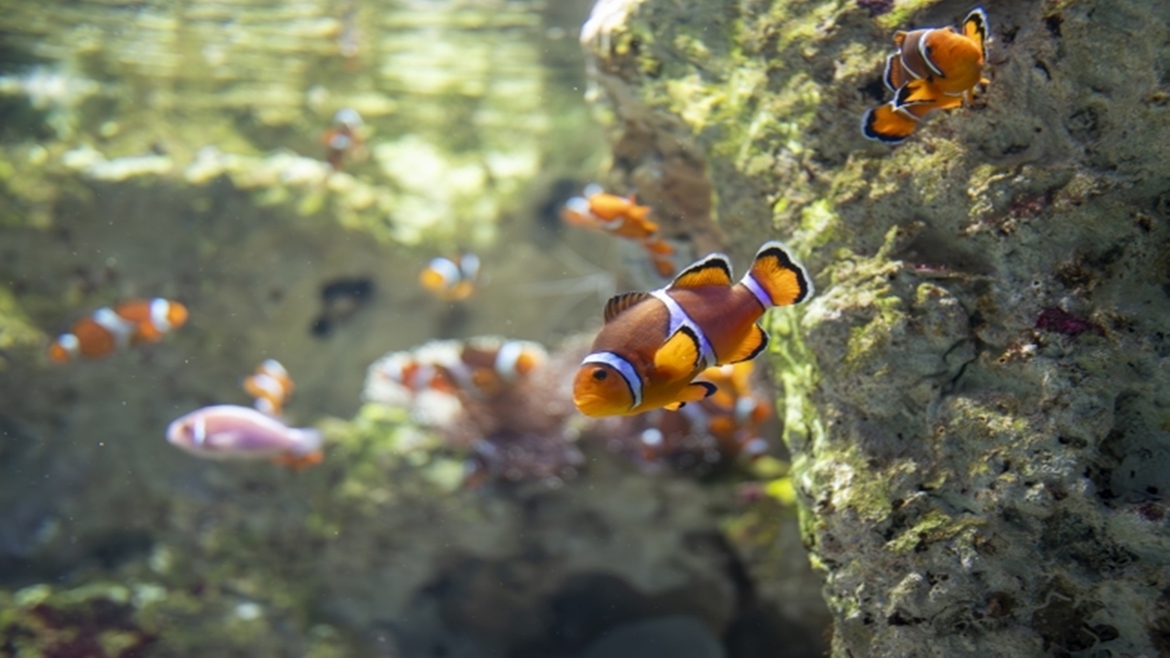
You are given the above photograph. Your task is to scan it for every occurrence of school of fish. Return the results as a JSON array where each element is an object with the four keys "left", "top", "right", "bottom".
[{"left": 43, "top": 6, "right": 1003, "bottom": 479}]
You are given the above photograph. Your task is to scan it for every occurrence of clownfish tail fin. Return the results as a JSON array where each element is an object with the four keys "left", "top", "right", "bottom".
[{"left": 742, "top": 241, "right": 813, "bottom": 308}]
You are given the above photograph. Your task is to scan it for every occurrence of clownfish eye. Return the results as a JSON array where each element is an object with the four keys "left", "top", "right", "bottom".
[{"left": 592, "top": 368, "right": 608, "bottom": 381}]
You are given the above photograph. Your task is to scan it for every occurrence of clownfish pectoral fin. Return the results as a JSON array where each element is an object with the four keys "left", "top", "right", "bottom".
[
  {"left": 654, "top": 326, "right": 703, "bottom": 379},
  {"left": 271, "top": 450, "right": 324, "bottom": 471},
  {"left": 964, "top": 7, "right": 989, "bottom": 59},
  {"left": 670, "top": 253, "right": 734, "bottom": 289},
  {"left": 724, "top": 323, "right": 770, "bottom": 364},
  {"left": 862, "top": 103, "right": 919, "bottom": 143},
  {"left": 664, "top": 381, "right": 718, "bottom": 410},
  {"left": 604, "top": 291, "right": 653, "bottom": 323},
  {"left": 744, "top": 241, "right": 813, "bottom": 308},
  {"left": 894, "top": 79, "right": 941, "bottom": 107}
]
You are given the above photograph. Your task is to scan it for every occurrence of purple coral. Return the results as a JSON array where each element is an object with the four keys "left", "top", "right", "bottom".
[
  {"left": 857, "top": 0, "right": 894, "bottom": 17},
  {"left": 1035, "top": 308, "right": 1104, "bottom": 338}
]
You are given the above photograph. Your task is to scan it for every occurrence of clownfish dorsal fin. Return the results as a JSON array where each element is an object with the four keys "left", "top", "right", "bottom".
[
  {"left": 604, "top": 291, "right": 652, "bottom": 323},
  {"left": 669, "top": 253, "right": 733, "bottom": 290},
  {"left": 664, "top": 382, "right": 717, "bottom": 410},
  {"left": 723, "top": 323, "right": 770, "bottom": 364},
  {"left": 963, "top": 7, "right": 989, "bottom": 59},
  {"left": 654, "top": 326, "right": 703, "bottom": 379},
  {"left": 894, "top": 79, "right": 940, "bottom": 107}
]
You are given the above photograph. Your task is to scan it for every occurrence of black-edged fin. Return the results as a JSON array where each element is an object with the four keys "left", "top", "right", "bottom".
[
  {"left": 894, "top": 79, "right": 938, "bottom": 107},
  {"left": 603, "top": 291, "right": 652, "bottom": 323},
  {"left": 963, "top": 7, "right": 989, "bottom": 59},
  {"left": 670, "top": 253, "right": 733, "bottom": 290},
  {"left": 746, "top": 241, "right": 814, "bottom": 306},
  {"left": 654, "top": 326, "right": 703, "bottom": 379},
  {"left": 664, "top": 381, "right": 717, "bottom": 410},
  {"left": 861, "top": 103, "right": 917, "bottom": 144},
  {"left": 724, "top": 323, "right": 769, "bottom": 364}
]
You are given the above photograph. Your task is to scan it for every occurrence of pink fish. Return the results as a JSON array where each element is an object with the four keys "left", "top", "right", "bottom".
[{"left": 166, "top": 405, "right": 323, "bottom": 470}]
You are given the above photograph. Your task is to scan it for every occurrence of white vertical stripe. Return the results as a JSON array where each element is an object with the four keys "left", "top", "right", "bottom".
[{"left": 582, "top": 351, "right": 642, "bottom": 411}]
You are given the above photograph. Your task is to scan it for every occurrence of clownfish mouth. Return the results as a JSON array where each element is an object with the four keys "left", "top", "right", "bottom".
[{"left": 572, "top": 392, "right": 615, "bottom": 417}]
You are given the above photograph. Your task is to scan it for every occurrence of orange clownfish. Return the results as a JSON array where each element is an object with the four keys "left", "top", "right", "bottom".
[
  {"left": 445, "top": 337, "right": 547, "bottom": 397},
  {"left": 862, "top": 7, "right": 989, "bottom": 143},
  {"left": 572, "top": 241, "right": 813, "bottom": 417},
  {"left": 419, "top": 253, "right": 480, "bottom": 302},
  {"left": 696, "top": 364, "right": 773, "bottom": 460},
  {"left": 561, "top": 184, "right": 676, "bottom": 277},
  {"left": 48, "top": 298, "right": 188, "bottom": 363},
  {"left": 243, "top": 359, "right": 295, "bottom": 416}
]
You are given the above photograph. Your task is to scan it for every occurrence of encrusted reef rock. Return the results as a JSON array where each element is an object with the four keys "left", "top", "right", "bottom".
[{"left": 583, "top": 0, "right": 1170, "bottom": 655}]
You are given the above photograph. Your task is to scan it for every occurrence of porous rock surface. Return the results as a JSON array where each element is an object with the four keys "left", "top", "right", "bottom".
[{"left": 582, "top": 0, "right": 1170, "bottom": 655}]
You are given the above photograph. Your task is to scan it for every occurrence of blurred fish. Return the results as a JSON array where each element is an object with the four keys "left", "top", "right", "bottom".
[
  {"left": 446, "top": 336, "right": 547, "bottom": 397},
  {"left": 419, "top": 253, "right": 480, "bottom": 302},
  {"left": 561, "top": 184, "right": 676, "bottom": 277},
  {"left": 48, "top": 298, "right": 187, "bottom": 363},
  {"left": 862, "top": 7, "right": 989, "bottom": 143},
  {"left": 321, "top": 107, "right": 364, "bottom": 170},
  {"left": 573, "top": 242, "right": 813, "bottom": 417},
  {"left": 369, "top": 348, "right": 457, "bottom": 396},
  {"left": 694, "top": 363, "right": 773, "bottom": 460},
  {"left": 166, "top": 405, "right": 323, "bottom": 470},
  {"left": 243, "top": 359, "right": 295, "bottom": 416},
  {"left": 337, "top": 1, "right": 363, "bottom": 71}
]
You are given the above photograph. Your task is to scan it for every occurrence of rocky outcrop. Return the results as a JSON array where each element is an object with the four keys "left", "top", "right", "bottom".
[{"left": 582, "top": 0, "right": 1170, "bottom": 655}]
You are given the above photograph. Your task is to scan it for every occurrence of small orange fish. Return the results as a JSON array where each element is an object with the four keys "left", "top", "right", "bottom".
[
  {"left": 561, "top": 185, "right": 676, "bottom": 277},
  {"left": 243, "top": 359, "right": 295, "bottom": 416},
  {"left": 321, "top": 108, "right": 364, "bottom": 170},
  {"left": 48, "top": 298, "right": 188, "bottom": 363},
  {"left": 445, "top": 337, "right": 547, "bottom": 397},
  {"left": 573, "top": 241, "right": 813, "bottom": 417},
  {"left": 695, "top": 363, "right": 773, "bottom": 460},
  {"left": 862, "top": 7, "right": 989, "bottom": 143},
  {"left": 419, "top": 253, "right": 480, "bottom": 302}
]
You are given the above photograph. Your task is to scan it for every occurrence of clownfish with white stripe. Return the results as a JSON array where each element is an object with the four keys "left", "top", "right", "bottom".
[
  {"left": 243, "top": 359, "right": 295, "bottom": 416},
  {"left": 573, "top": 241, "right": 813, "bottom": 417},
  {"left": 862, "top": 7, "right": 989, "bottom": 143},
  {"left": 447, "top": 337, "right": 547, "bottom": 397},
  {"left": 561, "top": 184, "right": 676, "bottom": 277},
  {"left": 48, "top": 298, "right": 188, "bottom": 363},
  {"left": 419, "top": 253, "right": 481, "bottom": 301}
]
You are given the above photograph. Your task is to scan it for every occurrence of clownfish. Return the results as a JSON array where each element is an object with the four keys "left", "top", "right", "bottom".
[
  {"left": 243, "top": 359, "right": 295, "bottom": 416},
  {"left": 573, "top": 241, "right": 813, "bottom": 417},
  {"left": 321, "top": 108, "right": 364, "bottom": 170},
  {"left": 862, "top": 7, "right": 989, "bottom": 143},
  {"left": 370, "top": 346, "right": 458, "bottom": 395},
  {"left": 446, "top": 337, "right": 547, "bottom": 397},
  {"left": 166, "top": 404, "right": 323, "bottom": 471},
  {"left": 561, "top": 184, "right": 676, "bottom": 277},
  {"left": 48, "top": 298, "right": 188, "bottom": 363},
  {"left": 419, "top": 253, "right": 480, "bottom": 302},
  {"left": 696, "top": 364, "right": 773, "bottom": 460}
]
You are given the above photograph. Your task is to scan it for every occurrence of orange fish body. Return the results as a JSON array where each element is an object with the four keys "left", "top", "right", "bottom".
[
  {"left": 450, "top": 338, "right": 546, "bottom": 397},
  {"left": 49, "top": 298, "right": 187, "bottom": 363},
  {"left": 573, "top": 241, "right": 813, "bottom": 417},
  {"left": 243, "top": 359, "right": 295, "bottom": 416},
  {"left": 419, "top": 253, "right": 480, "bottom": 302},
  {"left": 862, "top": 8, "right": 989, "bottom": 143},
  {"left": 561, "top": 186, "right": 677, "bottom": 277}
]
